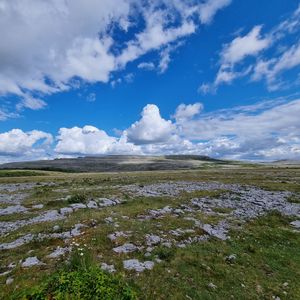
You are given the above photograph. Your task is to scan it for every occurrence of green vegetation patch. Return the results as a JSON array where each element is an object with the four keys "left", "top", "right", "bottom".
[
  {"left": 0, "top": 170, "right": 46, "bottom": 177},
  {"left": 12, "top": 246, "right": 137, "bottom": 300},
  {"left": 12, "top": 267, "right": 136, "bottom": 300}
]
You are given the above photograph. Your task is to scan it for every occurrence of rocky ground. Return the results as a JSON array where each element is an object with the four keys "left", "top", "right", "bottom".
[{"left": 0, "top": 166, "right": 299, "bottom": 299}]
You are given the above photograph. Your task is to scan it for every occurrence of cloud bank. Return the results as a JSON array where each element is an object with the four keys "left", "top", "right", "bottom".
[{"left": 1, "top": 98, "right": 299, "bottom": 163}]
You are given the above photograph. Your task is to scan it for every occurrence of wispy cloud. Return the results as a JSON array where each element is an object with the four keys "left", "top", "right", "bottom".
[{"left": 200, "top": 4, "right": 300, "bottom": 93}]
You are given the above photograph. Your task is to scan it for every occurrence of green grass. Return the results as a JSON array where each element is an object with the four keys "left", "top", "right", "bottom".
[
  {"left": 0, "top": 170, "right": 46, "bottom": 177},
  {"left": 11, "top": 247, "right": 137, "bottom": 300},
  {"left": 0, "top": 166, "right": 300, "bottom": 299},
  {"left": 129, "top": 213, "right": 300, "bottom": 299}
]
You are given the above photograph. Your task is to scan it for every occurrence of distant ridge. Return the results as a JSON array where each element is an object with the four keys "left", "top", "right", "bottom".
[
  {"left": 0, "top": 155, "right": 227, "bottom": 173},
  {"left": 271, "top": 159, "right": 300, "bottom": 165}
]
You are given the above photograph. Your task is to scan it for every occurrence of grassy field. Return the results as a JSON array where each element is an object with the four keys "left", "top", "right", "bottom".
[{"left": 0, "top": 165, "right": 299, "bottom": 299}]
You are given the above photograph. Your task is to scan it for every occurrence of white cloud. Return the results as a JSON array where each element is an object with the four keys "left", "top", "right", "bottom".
[
  {"left": 175, "top": 99, "right": 300, "bottom": 160},
  {"left": 0, "top": 0, "right": 230, "bottom": 113},
  {"left": 1, "top": 99, "right": 300, "bottom": 162},
  {"left": 174, "top": 103, "right": 203, "bottom": 121},
  {"left": 197, "top": 0, "right": 232, "bottom": 24},
  {"left": 0, "top": 129, "right": 53, "bottom": 162},
  {"left": 137, "top": 62, "right": 155, "bottom": 71},
  {"left": 0, "top": 0, "right": 129, "bottom": 108},
  {"left": 16, "top": 96, "right": 47, "bottom": 111},
  {"left": 212, "top": 26, "right": 269, "bottom": 87},
  {"left": 55, "top": 125, "right": 116, "bottom": 155},
  {"left": 126, "top": 104, "right": 175, "bottom": 145},
  {"left": 0, "top": 109, "right": 18, "bottom": 121},
  {"left": 221, "top": 26, "right": 270, "bottom": 66},
  {"left": 86, "top": 93, "right": 96, "bottom": 102},
  {"left": 117, "top": 19, "right": 196, "bottom": 67},
  {"left": 253, "top": 41, "right": 300, "bottom": 90},
  {"left": 200, "top": 5, "right": 300, "bottom": 92},
  {"left": 55, "top": 125, "right": 140, "bottom": 156}
]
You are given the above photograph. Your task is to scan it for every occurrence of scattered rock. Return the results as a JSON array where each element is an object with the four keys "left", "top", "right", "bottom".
[
  {"left": 70, "top": 223, "right": 87, "bottom": 237},
  {"left": 0, "top": 205, "right": 28, "bottom": 215},
  {"left": 32, "top": 204, "right": 44, "bottom": 209},
  {"left": 108, "top": 231, "right": 130, "bottom": 241},
  {"left": 0, "top": 234, "right": 35, "bottom": 250},
  {"left": 22, "top": 256, "right": 43, "bottom": 268},
  {"left": 226, "top": 254, "right": 237, "bottom": 263},
  {"left": 208, "top": 282, "right": 217, "bottom": 290},
  {"left": 6, "top": 277, "right": 14, "bottom": 285},
  {"left": 101, "top": 263, "right": 116, "bottom": 273},
  {"left": 146, "top": 234, "right": 161, "bottom": 246},
  {"left": 60, "top": 207, "right": 73, "bottom": 215},
  {"left": 123, "top": 259, "right": 154, "bottom": 272},
  {"left": 87, "top": 200, "right": 98, "bottom": 209},
  {"left": 98, "top": 198, "right": 121, "bottom": 207},
  {"left": 47, "top": 247, "right": 70, "bottom": 259},
  {"left": 113, "top": 243, "right": 138, "bottom": 254},
  {"left": 53, "top": 225, "right": 60, "bottom": 232},
  {"left": 290, "top": 220, "right": 300, "bottom": 229},
  {"left": 70, "top": 203, "right": 86, "bottom": 210},
  {"left": 199, "top": 221, "right": 229, "bottom": 241},
  {"left": 105, "top": 217, "right": 114, "bottom": 224},
  {"left": 8, "top": 263, "right": 16, "bottom": 269}
]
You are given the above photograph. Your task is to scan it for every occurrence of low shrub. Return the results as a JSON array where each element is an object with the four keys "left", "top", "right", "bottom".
[
  {"left": 13, "top": 247, "right": 136, "bottom": 300},
  {"left": 153, "top": 246, "right": 176, "bottom": 262},
  {"left": 14, "top": 267, "right": 136, "bottom": 300},
  {"left": 67, "top": 193, "right": 88, "bottom": 204}
]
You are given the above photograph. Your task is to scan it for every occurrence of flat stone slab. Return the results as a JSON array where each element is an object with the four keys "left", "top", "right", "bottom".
[
  {"left": 145, "top": 234, "right": 161, "bottom": 246},
  {"left": 123, "top": 259, "right": 154, "bottom": 272},
  {"left": 47, "top": 247, "right": 70, "bottom": 259},
  {"left": 22, "top": 256, "right": 44, "bottom": 267},
  {"left": 113, "top": 243, "right": 138, "bottom": 254},
  {"left": 0, "top": 205, "right": 28, "bottom": 215},
  {"left": 290, "top": 220, "right": 300, "bottom": 229}
]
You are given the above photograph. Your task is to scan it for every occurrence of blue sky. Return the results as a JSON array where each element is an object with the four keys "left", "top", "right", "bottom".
[{"left": 0, "top": 0, "right": 300, "bottom": 162}]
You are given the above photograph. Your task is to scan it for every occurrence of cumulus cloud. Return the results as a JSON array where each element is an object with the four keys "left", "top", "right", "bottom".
[
  {"left": 174, "top": 103, "right": 203, "bottom": 121},
  {"left": 0, "top": 0, "right": 230, "bottom": 115},
  {"left": 126, "top": 104, "right": 175, "bottom": 145},
  {"left": 0, "top": 129, "right": 53, "bottom": 162},
  {"left": 1, "top": 99, "right": 299, "bottom": 163},
  {"left": 176, "top": 99, "right": 300, "bottom": 160},
  {"left": 55, "top": 125, "right": 140, "bottom": 156}
]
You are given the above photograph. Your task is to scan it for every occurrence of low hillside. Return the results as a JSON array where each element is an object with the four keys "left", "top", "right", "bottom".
[{"left": 0, "top": 155, "right": 230, "bottom": 172}]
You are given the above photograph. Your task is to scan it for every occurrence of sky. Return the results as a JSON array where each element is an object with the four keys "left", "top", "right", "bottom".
[{"left": 0, "top": 0, "right": 300, "bottom": 163}]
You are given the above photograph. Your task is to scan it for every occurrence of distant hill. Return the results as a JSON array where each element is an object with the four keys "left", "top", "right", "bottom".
[
  {"left": 271, "top": 159, "right": 300, "bottom": 165},
  {"left": 0, "top": 155, "right": 228, "bottom": 173}
]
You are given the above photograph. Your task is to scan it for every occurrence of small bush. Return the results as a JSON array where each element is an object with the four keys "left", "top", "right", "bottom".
[
  {"left": 67, "top": 193, "right": 88, "bottom": 204},
  {"left": 33, "top": 186, "right": 53, "bottom": 197},
  {"left": 154, "top": 246, "right": 176, "bottom": 262},
  {"left": 13, "top": 247, "right": 136, "bottom": 300},
  {"left": 14, "top": 267, "right": 136, "bottom": 300}
]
